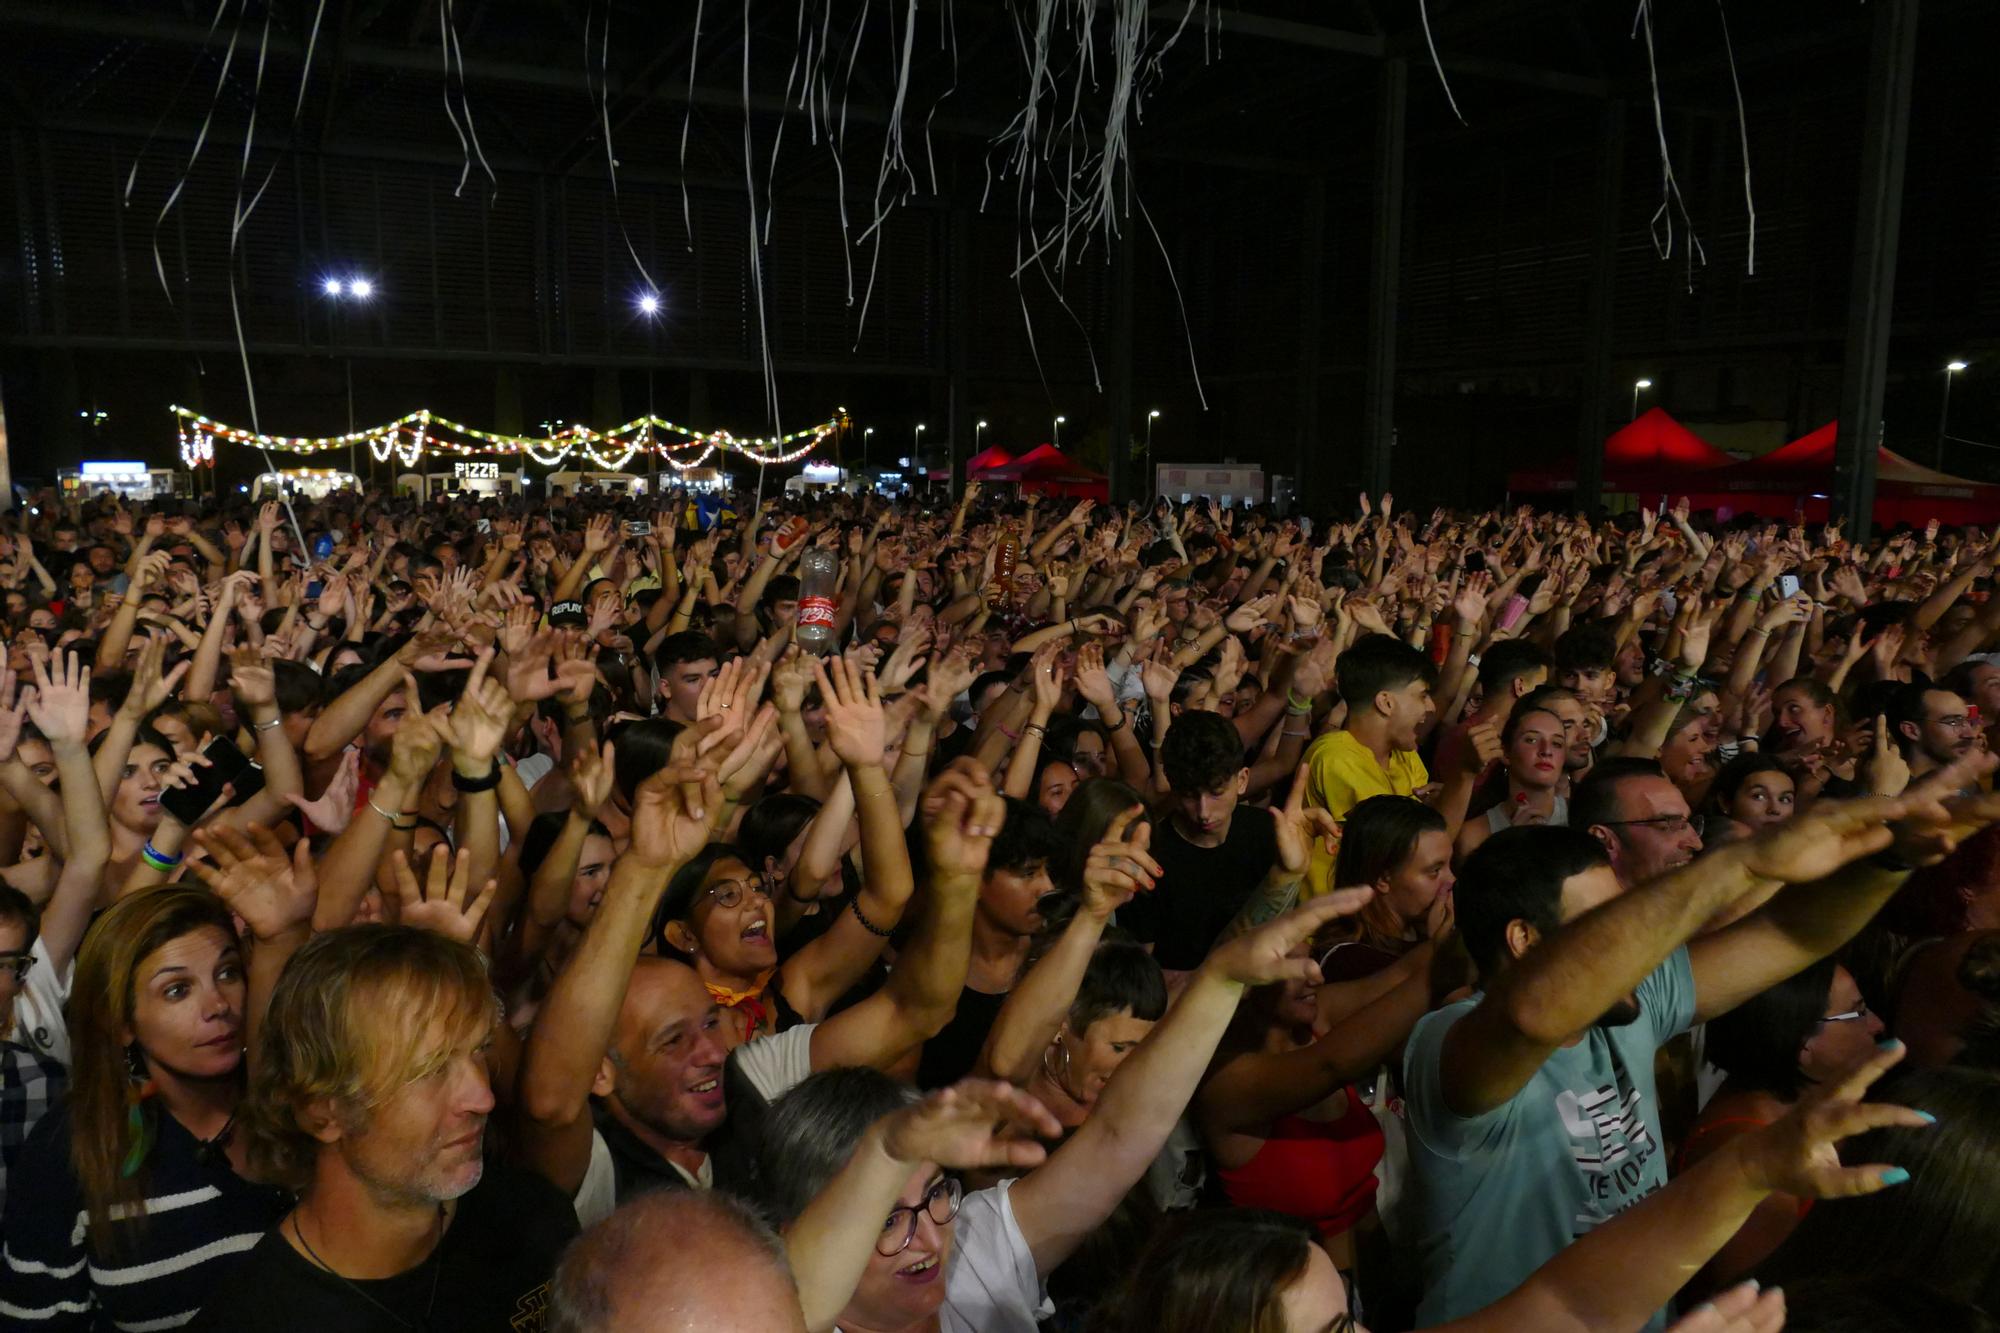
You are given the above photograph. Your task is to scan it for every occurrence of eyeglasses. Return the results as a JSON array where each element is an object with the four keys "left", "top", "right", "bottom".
[
  {"left": 0, "top": 952, "right": 33, "bottom": 983},
  {"left": 1932, "top": 714, "right": 1979, "bottom": 734},
  {"left": 878, "top": 1177, "right": 963, "bottom": 1257},
  {"left": 1821, "top": 999, "right": 1873, "bottom": 1025},
  {"left": 702, "top": 879, "right": 768, "bottom": 912},
  {"left": 1597, "top": 813, "right": 1706, "bottom": 838}
]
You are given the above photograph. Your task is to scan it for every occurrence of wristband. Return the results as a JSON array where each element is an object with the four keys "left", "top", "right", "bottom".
[
  {"left": 1286, "top": 690, "right": 1312, "bottom": 715},
  {"left": 1023, "top": 723, "right": 1047, "bottom": 740},
  {"left": 140, "top": 841, "right": 183, "bottom": 872},
  {"left": 849, "top": 897, "right": 896, "bottom": 937},
  {"left": 451, "top": 763, "right": 502, "bottom": 793},
  {"left": 251, "top": 716, "right": 282, "bottom": 732},
  {"left": 368, "top": 797, "right": 418, "bottom": 830}
]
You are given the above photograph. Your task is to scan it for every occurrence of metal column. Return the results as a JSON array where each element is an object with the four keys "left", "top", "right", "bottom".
[
  {"left": 1297, "top": 176, "right": 1326, "bottom": 514},
  {"left": 1834, "top": 0, "right": 1920, "bottom": 533},
  {"left": 1576, "top": 99, "right": 1626, "bottom": 512},
  {"left": 1361, "top": 58, "right": 1407, "bottom": 501}
]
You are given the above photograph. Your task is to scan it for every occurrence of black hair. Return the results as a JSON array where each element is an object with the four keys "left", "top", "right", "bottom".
[
  {"left": 1477, "top": 638, "right": 1554, "bottom": 695},
  {"left": 611, "top": 718, "right": 685, "bottom": 799},
  {"left": 988, "top": 797, "right": 1063, "bottom": 878},
  {"left": 270, "top": 660, "right": 323, "bottom": 715},
  {"left": 1455, "top": 824, "right": 1611, "bottom": 979},
  {"left": 737, "top": 793, "right": 822, "bottom": 873},
  {"left": 1569, "top": 756, "right": 1670, "bottom": 835},
  {"left": 1887, "top": 682, "right": 1957, "bottom": 759},
  {"left": 653, "top": 631, "right": 721, "bottom": 674},
  {"left": 1159, "top": 711, "right": 1245, "bottom": 796},
  {"left": 1336, "top": 633, "right": 1436, "bottom": 709},
  {"left": 1071, "top": 939, "right": 1169, "bottom": 1031},
  {"left": 1554, "top": 623, "right": 1618, "bottom": 676},
  {"left": 1706, "top": 752, "right": 1796, "bottom": 817},
  {"left": 1777, "top": 1275, "right": 1997, "bottom": 1333},
  {"left": 1703, "top": 957, "right": 1838, "bottom": 1100}
]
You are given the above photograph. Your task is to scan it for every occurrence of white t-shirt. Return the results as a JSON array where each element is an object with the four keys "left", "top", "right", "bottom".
[
  {"left": 732, "top": 1023, "right": 817, "bottom": 1103},
  {"left": 836, "top": 1178, "right": 1048, "bottom": 1333},
  {"left": 11, "top": 937, "right": 70, "bottom": 1068}
]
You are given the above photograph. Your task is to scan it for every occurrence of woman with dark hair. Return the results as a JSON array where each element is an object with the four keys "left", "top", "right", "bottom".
[
  {"left": 1318, "top": 796, "right": 1454, "bottom": 985},
  {"left": 0, "top": 889, "right": 289, "bottom": 1329},
  {"left": 1678, "top": 958, "right": 1883, "bottom": 1293},
  {"left": 649, "top": 658, "right": 913, "bottom": 1042},
  {"left": 1706, "top": 753, "right": 1798, "bottom": 832},
  {"left": 1453, "top": 707, "right": 1569, "bottom": 861}
]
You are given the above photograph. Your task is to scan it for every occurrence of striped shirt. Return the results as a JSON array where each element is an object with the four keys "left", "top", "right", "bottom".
[{"left": 0, "top": 1102, "right": 288, "bottom": 1331}]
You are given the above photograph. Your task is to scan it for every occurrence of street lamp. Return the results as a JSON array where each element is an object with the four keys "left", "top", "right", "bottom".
[
  {"left": 914, "top": 424, "right": 926, "bottom": 491},
  {"left": 322, "top": 274, "right": 378, "bottom": 478},
  {"left": 1941, "top": 360, "right": 1970, "bottom": 467},
  {"left": 1054, "top": 415, "right": 1066, "bottom": 449},
  {"left": 975, "top": 420, "right": 988, "bottom": 451},
  {"left": 1144, "top": 409, "right": 1161, "bottom": 499},
  {"left": 1632, "top": 378, "right": 1653, "bottom": 418},
  {"left": 863, "top": 427, "right": 875, "bottom": 471}
]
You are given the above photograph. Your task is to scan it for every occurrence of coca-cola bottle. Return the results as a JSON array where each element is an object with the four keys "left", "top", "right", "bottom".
[{"left": 796, "top": 547, "right": 839, "bottom": 655}]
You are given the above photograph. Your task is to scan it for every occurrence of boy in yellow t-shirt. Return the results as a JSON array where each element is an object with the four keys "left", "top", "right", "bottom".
[{"left": 1303, "top": 635, "right": 1437, "bottom": 897}]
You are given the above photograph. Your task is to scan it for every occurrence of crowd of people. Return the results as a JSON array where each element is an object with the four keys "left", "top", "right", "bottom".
[{"left": 0, "top": 477, "right": 1997, "bottom": 1332}]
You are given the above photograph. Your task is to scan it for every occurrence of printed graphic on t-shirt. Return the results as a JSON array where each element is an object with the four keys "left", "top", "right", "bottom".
[
  {"left": 1556, "top": 1068, "right": 1662, "bottom": 1234},
  {"left": 512, "top": 1282, "right": 554, "bottom": 1331}
]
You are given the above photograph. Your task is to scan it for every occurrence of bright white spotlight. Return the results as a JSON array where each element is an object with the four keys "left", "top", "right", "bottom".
[
  {"left": 322, "top": 278, "right": 344, "bottom": 297},
  {"left": 1948, "top": 360, "right": 1969, "bottom": 372},
  {"left": 349, "top": 278, "right": 374, "bottom": 299},
  {"left": 1635, "top": 378, "right": 1653, "bottom": 389},
  {"left": 638, "top": 292, "right": 662, "bottom": 316}
]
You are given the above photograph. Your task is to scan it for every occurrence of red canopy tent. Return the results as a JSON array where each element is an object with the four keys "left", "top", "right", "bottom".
[
  {"left": 1677, "top": 422, "right": 2000, "bottom": 526},
  {"left": 979, "top": 444, "right": 1110, "bottom": 501},
  {"left": 1509, "top": 407, "right": 1737, "bottom": 495},
  {"left": 964, "top": 444, "right": 1014, "bottom": 477}
]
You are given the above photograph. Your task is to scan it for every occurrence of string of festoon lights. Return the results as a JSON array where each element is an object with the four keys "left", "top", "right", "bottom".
[{"left": 170, "top": 406, "right": 840, "bottom": 471}]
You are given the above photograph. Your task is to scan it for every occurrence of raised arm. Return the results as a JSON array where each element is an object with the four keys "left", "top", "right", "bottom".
[
  {"left": 805, "top": 761, "right": 1003, "bottom": 1073},
  {"left": 1008, "top": 892, "right": 1373, "bottom": 1274},
  {"left": 516, "top": 761, "right": 714, "bottom": 1195},
  {"left": 1446, "top": 1043, "right": 1928, "bottom": 1333},
  {"left": 978, "top": 808, "right": 1155, "bottom": 1083},
  {"left": 780, "top": 657, "right": 915, "bottom": 1020},
  {"left": 21, "top": 654, "right": 107, "bottom": 971}
]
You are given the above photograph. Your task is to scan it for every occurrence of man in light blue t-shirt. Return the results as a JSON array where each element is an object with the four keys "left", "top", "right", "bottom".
[{"left": 1399, "top": 786, "right": 1947, "bottom": 1329}]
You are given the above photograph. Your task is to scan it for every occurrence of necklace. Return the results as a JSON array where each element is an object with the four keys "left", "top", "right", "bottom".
[{"left": 292, "top": 1203, "right": 447, "bottom": 1332}]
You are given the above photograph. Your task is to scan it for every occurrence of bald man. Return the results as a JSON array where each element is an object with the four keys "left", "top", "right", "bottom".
[{"left": 548, "top": 1190, "right": 806, "bottom": 1333}]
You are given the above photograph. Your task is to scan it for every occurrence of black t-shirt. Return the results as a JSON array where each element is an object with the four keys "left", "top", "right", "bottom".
[
  {"left": 916, "top": 984, "right": 1011, "bottom": 1090},
  {"left": 188, "top": 1165, "right": 578, "bottom": 1332},
  {"left": 1119, "top": 809, "right": 1279, "bottom": 970}
]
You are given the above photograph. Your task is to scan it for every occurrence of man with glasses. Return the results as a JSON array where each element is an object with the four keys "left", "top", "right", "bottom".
[
  {"left": 1572, "top": 757, "right": 1705, "bottom": 888},
  {"left": 1887, "top": 683, "right": 1981, "bottom": 784}
]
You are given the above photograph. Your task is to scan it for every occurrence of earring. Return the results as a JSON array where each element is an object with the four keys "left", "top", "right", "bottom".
[{"left": 121, "top": 1044, "right": 158, "bottom": 1179}]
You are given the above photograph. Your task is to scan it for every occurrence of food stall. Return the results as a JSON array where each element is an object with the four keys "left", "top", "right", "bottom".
[{"left": 59, "top": 462, "right": 186, "bottom": 502}]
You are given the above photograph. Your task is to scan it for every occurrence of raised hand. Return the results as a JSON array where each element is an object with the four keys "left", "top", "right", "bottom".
[
  {"left": 878, "top": 1078, "right": 1063, "bottom": 1174},
  {"left": 571, "top": 739, "right": 616, "bottom": 818},
  {"left": 1081, "top": 806, "right": 1161, "bottom": 920},
  {"left": 1272, "top": 763, "right": 1342, "bottom": 875},
  {"left": 121, "top": 636, "right": 191, "bottom": 718},
  {"left": 391, "top": 845, "right": 497, "bottom": 946},
  {"left": 286, "top": 747, "right": 361, "bottom": 833},
  {"left": 23, "top": 651, "right": 90, "bottom": 747},
  {"left": 190, "top": 823, "right": 318, "bottom": 942},
  {"left": 813, "top": 654, "right": 888, "bottom": 768},
  {"left": 436, "top": 648, "right": 514, "bottom": 769},
  {"left": 1203, "top": 890, "right": 1375, "bottom": 988},
  {"left": 625, "top": 760, "right": 721, "bottom": 869},
  {"left": 504, "top": 628, "right": 567, "bottom": 702},
  {"left": 1734, "top": 1039, "right": 1930, "bottom": 1202},
  {"left": 921, "top": 759, "right": 1007, "bottom": 882},
  {"left": 227, "top": 645, "right": 277, "bottom": 711}
]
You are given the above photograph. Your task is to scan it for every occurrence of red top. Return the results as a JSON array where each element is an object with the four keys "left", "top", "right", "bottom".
[{"left": 1215, "top": 1094, "right": 1384, "bottom": 1240}]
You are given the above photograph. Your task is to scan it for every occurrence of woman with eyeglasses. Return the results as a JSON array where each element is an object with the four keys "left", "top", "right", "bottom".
[
  {"left": 1676, "top": 957, "right": 1883, "bottom": 1299},
  {"left": 648, "top": 656, "right": 915, "bottom": 1042}
]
